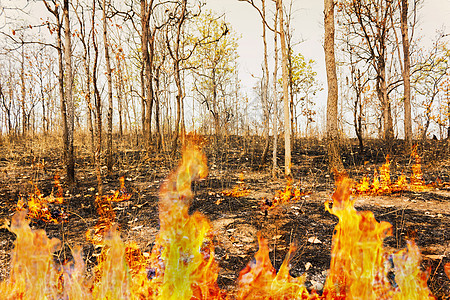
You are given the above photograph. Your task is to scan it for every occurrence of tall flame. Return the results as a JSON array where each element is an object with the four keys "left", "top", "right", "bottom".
[
  {"left": 323, "top": 178, "right": 435, "bottom": 299},
  {"left": 0, "top": 145, "right": 446, "bottom": 299},
  {"left": 145, "top": 142, "right": 222, "bottom": 299}
]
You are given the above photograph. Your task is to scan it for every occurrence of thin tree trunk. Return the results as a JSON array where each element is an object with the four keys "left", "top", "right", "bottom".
[
  {"left": 20, "top": 44, "right": 27, "bottom": 136},
  {"left": 92, "top": 0, "right": 103, "bottom": 196},
  {"left": 277, "top": 0, "right": 291, "bottom": 178},
  {"left": 272, "top": 4, "right": 279, "bottom": 179},
  {"left": 324, "top": 0, "right": 344, "bottom": 174},
  {"left": 141, "top": 0, "right": 154, "bottom": 149},
  {"left": 170, "top": 0, "right": 187, "bottom": 154},
  {"left": 63, "top": 0, "right": 75, "bottom": 185},
  {"left": 400, "top": 0, "right": 412, "bottom": 150},
  {"left": 102, "top": 0, "right": 114, "bottom": 175},
  {"left": 117, "top": 57, "right": 124, "bottom": 137},
  {"left": 260, "top": 0, "right": 270, "bottom": 167}
]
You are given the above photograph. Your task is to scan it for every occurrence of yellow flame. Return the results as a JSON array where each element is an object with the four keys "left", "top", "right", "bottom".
[
  {"left": 0, "top": 146, "right": 445, "bottom": 299},
  {"left": 222, "top": 173, "right": 251, "bottom": 197},
  {"left": 16, "top": 175, "right": 66, "bottom": 224},
  {"left": 146, "top": 143, "right": 221, "bottom": 299},
  {"left": 237, "top": 233, "right": 314, "bottom": 299}
]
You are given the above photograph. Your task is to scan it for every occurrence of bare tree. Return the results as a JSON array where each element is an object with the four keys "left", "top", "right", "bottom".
[
  {"left": 399, "top": 0, "right": 412, "bottom": 149},
  {"left": 102, "top": 0, "right": 114, "bottom": 174},
  {"left": 272, "top": 1, "right": 279, "bottom": 178},
  {"left": 43, "top": 0, "right": 75, "bottom": 185},
  {"left": 277, "top": 0, "right": 291, "bottom": 177},
  {"left": 324, "top": 0, "right": 344, "bottom": 173},
  {"left": 260, "top": 0, "right": 270, "bottom": 167}
]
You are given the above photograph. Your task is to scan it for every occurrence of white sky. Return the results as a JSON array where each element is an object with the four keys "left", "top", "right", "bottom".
[{"left": 206, "top": 0, "right": 450, "bottom": 113}]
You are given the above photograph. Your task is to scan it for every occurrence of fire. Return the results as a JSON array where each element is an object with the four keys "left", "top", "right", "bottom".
[
  {"left": 222, "top": 173, "right": 251, "bottom": 197},
  {"left": 445, "top": 263, "right": 450, "bottom": 280},
  {"left": 324, "top": 178, "right": 434, "bottom": 299},
  {"left": 410, "top": 145, "right": 430, "bottom": 192},
  {"left": 0, "top": 211, "right": 62, "bottom": 298},
  {"left": 86, "top": 176, "right": 132, "bottom": 245},
  {"left": 354, "top": 156, "right": 403, "bottom": 195},
  {"left": 144, "top": 143, "right": 222, "bottom": 299},
  {"left": 264, "top": 179, "right": 310, "bottom": 210},
  {"left": 16, "top": 175, "right": 66, "bottom": 223},
  {"left": 237, "top": 233, "right": 315, "bottom": 299},
  {"left": 0, "top": 144, "right": 446, "bottom": 299},
  {"left": 353, "top": 150, "right": 430, "bottom": 195}
]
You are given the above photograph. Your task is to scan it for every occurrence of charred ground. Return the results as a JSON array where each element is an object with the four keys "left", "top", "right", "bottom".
[{"left": 0, "top": 135, "right": 449, "bottom": 298}]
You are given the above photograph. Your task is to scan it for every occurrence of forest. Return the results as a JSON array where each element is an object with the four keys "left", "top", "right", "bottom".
[{"left": 0, "top": 0, "right": 449, "bottom": 299}]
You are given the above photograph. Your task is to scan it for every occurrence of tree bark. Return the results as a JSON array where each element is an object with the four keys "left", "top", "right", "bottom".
[
  {"left": 102, "top": 0, "right": 114, "bottom": 175},
  {"left": 92, "top": 0, "right": 103, "bottom": 196},
  {"left": 20, "top": 44, "right": 27, "bottom": 136},
  {"left": 141, "top": 0, "right": 154, "bottom": 149},
  {"left": 169, "top": 0, "right": 187, "bottom": 154},
  {"left": 272, "top": 1, "right": 279, "bottom": 178},
  {"left": 324, "top": 0, "right": 344, "bottom": 174},
  {"left": 63, "top": 0, "right": 75, "bottom": 185},
  {"left": 277, "top": 0, "right": 291, "bottom": 178},
  {"left": 260, "top": 0, "right": 270, "bottom": 167},
  {"left": 400, "top": 0, "right": 412, "bottom": 150}
]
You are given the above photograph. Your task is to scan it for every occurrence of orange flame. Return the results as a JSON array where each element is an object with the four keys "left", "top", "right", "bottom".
[
  {"left": 265, "top": 179, "right": 310, "bottom": 210},
  {"left": 410, "top": 145, "right": 431, "bottom": 192},
  {"left": 145, "top": 142, "right": 222, "bottom": 299},
  {"left": 16, "top": 175, "right": 66, "bottom": 223},
  {"left": 86, "top": 176, "right": 132, "bottom": 245},
  {"left": 0, "top": 211, "right": 65, "bottom": 298},
  {"left": 445, "top": 263, "right": 450, "bottom": 280},
  {"left": 0, "top": 146, "right": 446, "bottom": 299},
  {"left": 237, "top": 233, "right": 315, "bottom": 299},
  {"left": 323, "top": 178, "right": 435, "bottom": 299},
  {"left": 353, "top": 151, "right": 431, "bottom": 195},
  {"left": 222, "top": 173, "right": 251, "bottom": 197}
]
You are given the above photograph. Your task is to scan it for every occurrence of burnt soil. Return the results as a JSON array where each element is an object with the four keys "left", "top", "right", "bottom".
[{"left": 0, "top": 135, "right": 449, "bottom": 298}]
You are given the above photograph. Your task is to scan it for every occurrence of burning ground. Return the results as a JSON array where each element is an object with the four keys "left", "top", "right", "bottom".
[{"left": 0, "top": 137, "right": 449, "bottom": 298}]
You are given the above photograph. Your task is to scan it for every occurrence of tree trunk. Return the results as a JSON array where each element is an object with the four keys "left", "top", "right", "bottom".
[
  {"left": 92, "top": 0, "right": 103, "bottom": 196},
  {"left": 400, "top": 0, "right": 412, "bottom": 150},
  {"left": 154, "top": 64, "right": 162, "bottom": 150},
  {"left": 63, "top": 0, "right": 75, "bottom": 185},
  {"left": 102, "top": 0, "right": 114, "bottom": 175},
  {"left": 55, "top": 14, "right": 68, "bottom": 169},
  {"left": 81, "top": 39, "right": 95, "bottom": 157},
  {"left": 260, "top": 0, "right": 270, "bottom": 167},
  {"left": 170, "top": 0, "right": 187, "bottom": 155},
  {"left": 277, "top": 0, "right": 291, "bottom": 178},
  {"left": 376, "top": 59, "right": 394, "bottom": 148},
  {"left": 116, "top": 56, "right": 124, "bottom": 137},
  {"left": 272, "top": 2, "right": 279, "bottom": 178},
  {"left": 324, "top": 0, "right": 344, "bottom": 174},
  {"left": 20, "top": 44, "right": 27, "bottom": 136},
  {"left": 141, "top": 0, "right": 154, "bottom": 149}
]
